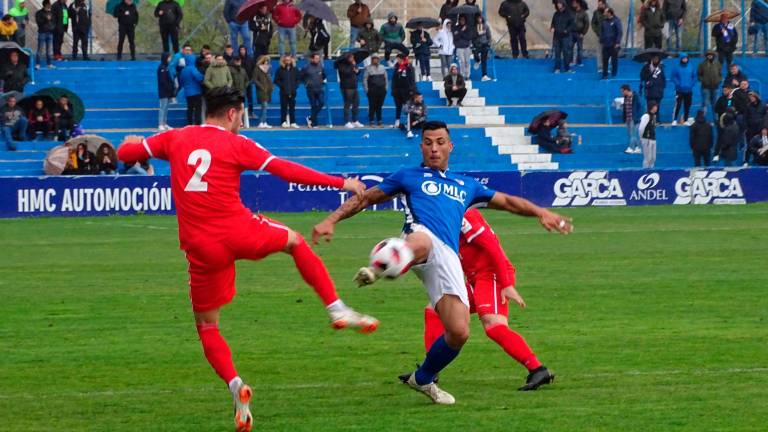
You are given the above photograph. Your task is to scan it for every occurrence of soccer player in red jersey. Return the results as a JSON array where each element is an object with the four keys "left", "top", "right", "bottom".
[
  {"left": 117, "top": 87, "right": 379, "bottom": 432},
  {"left": 403, "top": 208, "right": 554, "bottom": 391}
]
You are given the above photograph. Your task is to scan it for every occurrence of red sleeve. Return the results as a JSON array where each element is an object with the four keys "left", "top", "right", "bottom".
[
  {"left": 462, "top": 209, "right": 515, "bottom": 287},
  {"left": 118, "top": 132, "right": 169, "bottom": 163}
]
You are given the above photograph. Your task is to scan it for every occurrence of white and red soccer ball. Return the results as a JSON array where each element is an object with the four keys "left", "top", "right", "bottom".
[{"left": 369, "top": 238, "right": 414, "bottom": 279}]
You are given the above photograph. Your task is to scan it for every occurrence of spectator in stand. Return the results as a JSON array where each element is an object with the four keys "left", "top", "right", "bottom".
[
  {"left": 380, "top": 12, "right": 408, "bottom": 64},
  {"left": 97, "top": 143, "right": 117, "bottom": 175},
  {"left": 300, "top": 52, "right": 326, "bottom": 128},
  {"left": 223, "top": 44, "right": 236, "bottom": 63},
  {"left": 697, "top": 50, "right": 721, "bottom": 120},
  {"left": 640, "top": 0, "right": 664, "bottom": 49},
  {"left": 347, "top": 0, "right": 370, "bottom": 48},
  {"left": 433, "top": 19, "right": 454, "bottom": 78},
  {"left": 229, "top": 56, "right": 250, "bottom": 127},
  {"left": 75, "top": 143, "right": 95, "bottom": 174},
  {"left": 745, "top": 92, "right": 766, "bottom": 165},
  {"left": 1, "top": 51, "right": 28, "bottom": 92},
  {"left": 69, "top": 0, "right": 90, "bottom": 60},
  {"left": 555, "top": 119, "right": 574, "bottom": 151},
  {"left": 689, "top": 110, "right": 712, "bottom": 166},
  {"left": 714, "top": 84, "right": 734, "bottom": 127},
  {"left": 600, "top": 7, "right": 622, "bottom": 79},
  {"left": 391, "top": 53, "right": 415, "bottom": 128},
  {"left": 453, "top": 15, "right": 473, "bottom": 78},
  {"left": 250, "top": 5, "right": 273, "bottom": 59},
  {"left": 498, "top": 0, "right": 530, "bottom": 59},
  {"left": 671, "top": 52, "right": 695, "bottom": 125},
  {"left": 336, "top": 52, "right": 362, "bottom": 128},
  {"left": 204, "top": 55, "right": 233, "bottom": 94},
  {"left": 180, "top": 53, "right": 204, "bottom": 125},
  {"left": 440, "top": 0, "right": 458, "bottom": 23},
  {"left": 224, "top": 0, "right": 251, "bottom": 56},
  {"left": 273, "top": 0, "right": 301, "bottom": 58},
  {"left": 51, "top": 0, "right": 67, "bottom": 61},
  {"left": 1, "top": 95, "right": 26, "bottom": 150},
  {"left": 640, "top": 55, "right": 666, "bottom": 122},
  {"left": 723, "top": 63, "right": 747, "bottom": 89},
  {"left": 155, "top": 0, "right": 183, "bottom": 54},
  {"left": 52, "top": 95, "right": 74, "bottom": 140},
  {"left": 663, "top": 0, "right": 686, "bottom": 51},
  {"left": 535, "top": 118, "right": 564, "bottom": 153},
  {"left": 306, "top": 15, "right": 330, "bottom": 59},
  {"left": 620, "top": 84, "right": 642, "bottom": 154},
  {"left": 238, "top": 45, "right": 256, "bottom": 115},
  {"left": 550, "top": 1, "right": 574, "bottom": 74},
  {"left": 748, "top": 127, "right": 768, "bottom": 165},
  {"left": 274, "top": 55, "right": 299, "bottom": 128},
  {"left": 444, "top": 64, "right": 467, "bottom": 106},
  {"left": 158, "top": 52, "right": 175, "bottom": 131},
  {"left": 638, "top": 102, "right": 659, "bottom": 168},
  {"left": 357, "top": 19, "right": 382, "bottom": 55},
  {"left": 123, "top": 158, "right": 154, "bottom": 175},
  {"left": 714, "top": 109, "right": 739, "bottom": 166},
  {"left": 402, "top": 92, "right": 427, "bottom": 138},
  {"left": 0, "top": 14, "right": 17, "bottom": 41},
  {"left": 473, "top": 15, "right": 492, "bottom": 81},
  {"left": 411, "top": 24, "right": 433, "bottom": 81},
  {"left": 712, "top": 14, "right": 738, "bottom": 67},
  {"left": 751, "top": 0, "right": 768, "bottom": 54},
  {"left": 8, "top": 0, "right": 27, "bottom": 46},
  {"left": 570, "top": 0, "right": 588, "bottom": 68},
  {"left": 363, "top": 54, "right": 387, "bottom": 126},
  {"left": 591, "top": 0, "right": 607, "bottom": 74},
  {"left": 35, "top": 1, "right": 54, "bottom": 69},
  {"left": 28, "top": 98, "right": 52, "bottom": 140},
  {"left": 113, "top": 0, "right": 138, "bottom": 61},
  {"left": 253, "top": 55, "right": 273, "bottom": 128}
]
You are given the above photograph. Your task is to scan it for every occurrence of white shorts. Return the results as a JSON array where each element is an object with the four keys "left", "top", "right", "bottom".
[{"left": 407, "top": 224, "right": 469, "bottom": 308}]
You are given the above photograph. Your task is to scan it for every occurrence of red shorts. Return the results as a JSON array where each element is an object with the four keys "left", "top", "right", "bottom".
[
  {"left": 467, "top": 272, "right": 508, "bottom": 318},
  {"left": 185, "top": 215, "right": 290, "bottom": 312}
]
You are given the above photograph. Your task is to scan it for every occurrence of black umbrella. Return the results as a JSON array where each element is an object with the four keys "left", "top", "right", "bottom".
[
  {"left": 529, "top": 110, "right": 567, "bottom": 133},
  {"left": 406, "top": 17, "right": 441, "bottom": 30},
  {"left": 18, "top": 95, "right": 56, "bottom": 113},
  {"left": 0, "top": 41, "right": 30, "bottom": 65},
  {"left": 35, "top": 87, "right": 86, "bottom": 123},
  {"left": 336, "top": 49, "right": 369, "bottom": 66},
  {"left": 298, "top": 0, "right": 339, "bottom": 25},
  {"left": 632, "top": 48, "right": 669, "bottom": 63},
  {"left": 446, "top": 4, "right": 480, "bottom": 21}
]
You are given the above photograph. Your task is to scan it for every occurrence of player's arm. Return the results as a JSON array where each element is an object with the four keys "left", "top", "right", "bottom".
[
  {"left": 261, "top": 157, "right": 366, "bottom": 198},
  {"left": 486, "top": 192, "right": 573, "bottom": 234},
  {"left": 312, "top": 187, "right": 392, "bottom": 244},
  {"left": 117, "top": 135, "right": 154, "bottom": 162}
]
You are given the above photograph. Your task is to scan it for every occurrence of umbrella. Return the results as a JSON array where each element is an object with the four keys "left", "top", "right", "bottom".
[
  {"left": 106, "top": 0, "right": 141, "bottom": 14},
  {"left": 66, "top": 135, "right": 114, "bottom": 156},
  {"left": 632, "top": 48, "right": 668, "bottom": 63},
  {"left": 298, "top": 0, "right": 339, "bottom": 25},
  {"left": 705, "top": 9, "right": 740, "bottom": 23},
  {"left": 0, "top": 41, "right": 29, "bottom": 65},
  {"left": 446, "top": 4, "right": 480, "bottom": 21},
  {"left": 35, "top": 87, "right": 86, "bottom": 123},
  {"left": 528, "top": 110, "right": 567, "bottom": 134},
  {"left": 147, "top": 0, "right": 184, "bottom": 6},
  {"left": 337, "top": 48, "right": 369, "bottom": 64},
  {"left": 236, "top": 0, "right": 278, "bottom": 22},
  {"left": 44, "top": 145, "right": 73, "bottom": 175},
  {"left": 0, "top": 91, "right": 24, "bottom": 108},
  {"left": 406, "top": 17, "right": 441, "bottom": 30},
  {"left": 18, "top": 94, "right": 56, "bottom": 113}
]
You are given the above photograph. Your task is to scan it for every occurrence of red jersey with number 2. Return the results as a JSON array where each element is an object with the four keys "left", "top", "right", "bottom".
[{"left": 459, "top": 208, "right": 516, "bottom": 288}]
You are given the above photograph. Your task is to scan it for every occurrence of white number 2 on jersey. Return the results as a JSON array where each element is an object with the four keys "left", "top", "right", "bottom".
[{"left": 185, "top": 149, "right": 211, "bottom": 192}]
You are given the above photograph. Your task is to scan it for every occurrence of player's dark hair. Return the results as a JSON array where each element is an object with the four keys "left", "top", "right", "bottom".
[
  {"left": 422, "top": 121, "right": 450, "bottom": 134},
  {"left": 620, "top": 84, "right": 631, "bottom": 91},
  {"left": 205, "top": 87, "right": 245, "bottom": 118}
]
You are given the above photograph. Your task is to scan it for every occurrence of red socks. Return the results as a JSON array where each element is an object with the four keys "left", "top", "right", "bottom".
[
  {"left": 423, "top": 307, "right": 445, "bottom": 352},
  {"left": 484, "top": 324, "right": 542, "bottom": 371},
  {"left": 196, "top": 323, "right": 238, "bottom": 384},
  {"left": 290, "top": 236, "right": 340, "bottom": 306}
]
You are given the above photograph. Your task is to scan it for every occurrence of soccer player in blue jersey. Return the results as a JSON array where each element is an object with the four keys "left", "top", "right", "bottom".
[{"left": 312, "top": 121, "right": 573, "bottom": 404}]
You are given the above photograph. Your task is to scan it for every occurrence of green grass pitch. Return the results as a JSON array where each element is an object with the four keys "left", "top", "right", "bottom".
[{"left": 1, "top": 204, "right": 767, "bottom": 431}]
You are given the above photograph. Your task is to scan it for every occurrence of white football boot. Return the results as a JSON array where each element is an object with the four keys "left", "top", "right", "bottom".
[
  {"left": 353, "top": 266, "right": 379, "bottom": 287},
  {"left": 233, "top": 383, "right": 253, "bottom": 432},
  {"left": 406, "top": 373, "right": 455, "bottom": 405},
  {"left": 328, "top": 306, "right": 379, "bottom": 333}
]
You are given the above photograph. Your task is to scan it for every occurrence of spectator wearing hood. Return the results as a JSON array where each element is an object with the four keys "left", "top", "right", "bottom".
[
  {"left": 697, "top": 50, "right": 721, "bottom": 119},
  {"left": 411, "top": 24, "right": 433, "bottom": 81},
  {"left": 433, "top": 19, "right": 454, "bottom": 78},
  {"left": 663, "top": 0, "right": 686, "bottom": 51},
  {"left": 69, "top": 0, "right": 90, "bottom": 60},
  {"left": 440, "top": 0, "right": 458, "bottom": 23},
  {"left": 250, "top": 5, "right": 273, "bottom": 59},
  {"left": 402, "top": 92, "right": 427, "bottom": 139},
  {"left": 301, "top": 52, "right": 326, "bottom": 128},
  {"left": 750, "top": 0, "right": 768, "bottom": 54},
  {"left": 444, "top": 64, "right": 467, "bottom": 106},
  {"left": 498, "top": 0, "right": 530, "bottom": 59},
  {"left": 600, "top": 7, "right": 622, "bottom": 79},
  {"left": 336, "top": 52, "right": 362, "bottom": 128},
  {"left": 35, "top": 1, "right": 55, "bottom": 68},
  {"left": 113, "top": 0, "right": 139, "bottom": 61},
  {"left": 154, "top": 0, "right": 183, "bottom": 53},
  {"left": 591, "top": 0, "right": 607, "bottom": 73},
  {"left": 689, "top": 110, "right": 712, "bottom": 166},
  {"left": 273, "top": 0, "right": 302, "bottom": 58},
  {"left": 748, "top": 127, "right": 768, "bottom": 165},
  {"left": 157, "top": 52, "right": 175, "bottom": 131},
  {"left": 224, "top": 0, "right": 252, "bottom": 56},
  {"left": 347, "top": 0, "right": 370, "bottom": 48},
  {"left": 671, "top": 52, "right": 695, "bottom": 125},
  {"left": 253, "top": 55, "right": 273, "bottom": 128},
  {"left": 638, "top": 102, "right": 659, "bottom": 168},
  {"left": 8, "top": 0, "right": 27, "bottom": 46},
  {"left": 179, "top": 53, "right": 204, "bottom": 125},
  {"left": 550, "top": 0, "right": 574, "bottom": 74},
  {"left": 640, "top": 55, "right": 666, "bottom": 122},
  {"left": 1, "top": 95, "right": 26, "bottom": 150},
  {"left": 0, "top": 14, "right": 18, "bottom": 41},
  {"left": 51, "top": 0, "right": 68, "bottom": 60},
  {"left": 640, "top": 0, "right": 664, "bottom": 49},
  {"left": 274, "top": 55, "right": 299, "bottom": 127},
  {"left": 620, "top": 84, "right": 643, "bottom": 154},
  {"left": 380, "top": 12, "right": 407, "bottom": 64},
  {"left": 714, "top": 109, "right": 740, "bottom": 165},
  {"left": 203, "top": 55, "right": 233, "bottom": 94},
  {"left": 363, "top": 55, "right": 387, "bottom": 126},
  {"left": 453, "top": 15, "right": 473, "bottom": 78},
  {"left": 52, "top": 95, "right": 74, "bottom": 140},
  {"left": 391, "top": 53, "right": 415, "bottom": 128},
  {"left": 712, "top": 15, "right": 738, "bottom": 67},
  {"left": 357, "top": 19, "right": 382, "bottom": 54},
  {"left": 570, "top": 0, "right": 589, "bottom": 67},
  {"left": 0, "top": 50, "right": 28, "bottom": 92}
]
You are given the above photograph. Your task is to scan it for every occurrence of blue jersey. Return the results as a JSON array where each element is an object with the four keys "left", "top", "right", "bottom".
[{"left": 378, "top": 166, "right": 497, "bottom": 252}]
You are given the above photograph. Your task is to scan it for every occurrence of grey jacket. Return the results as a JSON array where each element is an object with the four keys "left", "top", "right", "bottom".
[
  {"left": 300, "top": 62, "right": 326, "bottom": 92},
  {"left": 363, "top": 64, "right": 388, "bottom": 92}
]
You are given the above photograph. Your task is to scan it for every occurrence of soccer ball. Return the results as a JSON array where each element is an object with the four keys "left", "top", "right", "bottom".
[{"left": 369, "top": 238, "right": 414, "bottom": 279}]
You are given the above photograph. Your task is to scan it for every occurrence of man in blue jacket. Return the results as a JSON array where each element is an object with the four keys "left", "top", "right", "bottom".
[
  {"left": 600, "top": 8, "right": 622, "bottom": 79},
  {"left": 179, "top": 53, "right": 204, "bottom": 125},
  {"left": 671, "top": 52, "right": 696, "bottom": 125},
  {"left": 640, "top": 55, "right": 666, "bottom": 122},
  {"left": 224, "top": 0, "right": 252, "bottom": 56},
  {"left": 751, "top": 0, "right": 768, "bottom": 54}
]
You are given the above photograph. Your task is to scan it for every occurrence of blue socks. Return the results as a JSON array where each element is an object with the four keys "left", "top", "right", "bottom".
[{"left": 414, "top": 335, "right": 461, "bottom": 385}]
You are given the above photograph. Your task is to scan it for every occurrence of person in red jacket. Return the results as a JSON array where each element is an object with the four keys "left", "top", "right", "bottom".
[
  {"left": 273, "top": 0, "right": 302, "bottom": 57},
  {"left": 401, "top": 208, "right": 555, "bottom": 391},
  {"left": 27, "top": 98, "right": 52, "bottom": 140}
]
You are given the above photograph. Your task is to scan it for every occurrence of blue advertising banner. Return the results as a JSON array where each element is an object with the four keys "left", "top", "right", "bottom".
[{"left": 1, "top": 168, "right": 766, "bottom": 218}]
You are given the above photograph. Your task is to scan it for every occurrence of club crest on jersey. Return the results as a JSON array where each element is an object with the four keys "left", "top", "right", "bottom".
[
  {"left": 421, "top": 180, "right": 467, "bottom": 204},
  {"left": 673, "top": 170, "right": 745, "bottom": 204},
  {"left": 552, "top": 171, "right": 626, "bottom": 206}
]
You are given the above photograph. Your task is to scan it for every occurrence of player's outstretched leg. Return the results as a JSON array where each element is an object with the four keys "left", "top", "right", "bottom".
[
  {"left": 481, "top": 317, "right": 554, "bottom": 391},
  {"left": 287, "top": 233, "right": 379, "bottom": 333}
]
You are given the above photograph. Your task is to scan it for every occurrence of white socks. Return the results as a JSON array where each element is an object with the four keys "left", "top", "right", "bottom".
[
  {"left": 228, "top": 376, "right": 243, "bottom": 398},
  {"left": 326, "top": 299, "right": 347, "bottom": 313}
]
